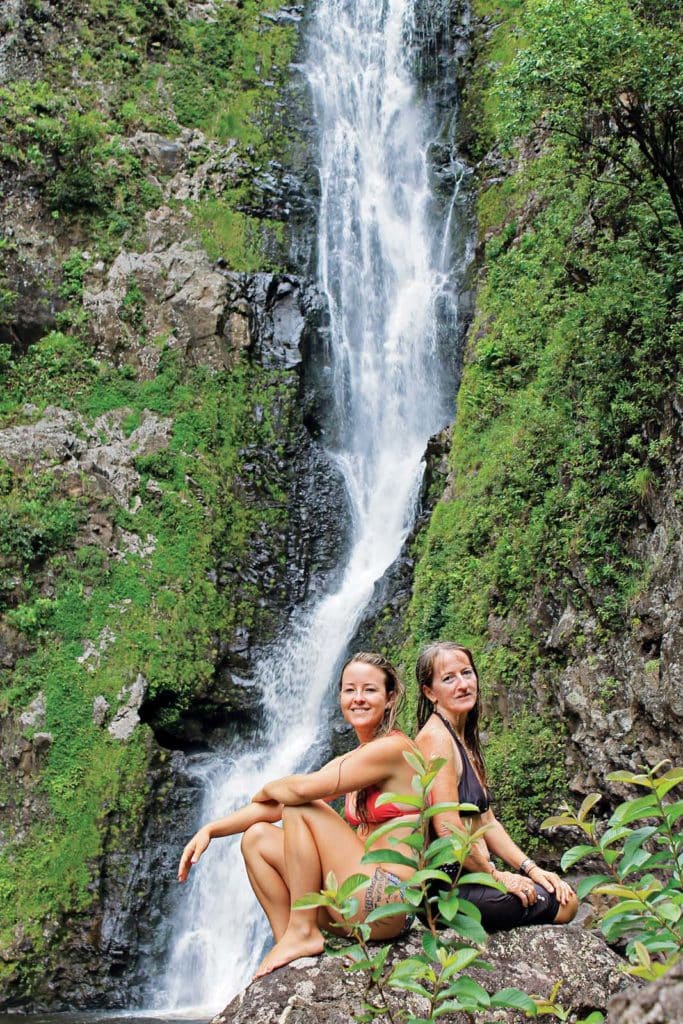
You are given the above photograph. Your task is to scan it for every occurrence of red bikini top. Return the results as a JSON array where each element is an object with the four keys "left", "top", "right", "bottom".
[
  {"left": 343, "top": 786, "right": 419, "bottom": 827},
  {"left": 343, "top": 729, "right": 420, "bottom": 827}
]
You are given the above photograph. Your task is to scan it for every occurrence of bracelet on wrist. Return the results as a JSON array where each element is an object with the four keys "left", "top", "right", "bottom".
[{"left": 519, "top": 857, "right": 536, "bottom": 876}]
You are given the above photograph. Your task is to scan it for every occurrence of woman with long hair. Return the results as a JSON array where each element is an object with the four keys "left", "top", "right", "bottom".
[
  {"left": 415, "top": 641, "right": 578, "bottom": 931},
  {"left": 178, "top": 652, "right": 419, "bottom": 978}
]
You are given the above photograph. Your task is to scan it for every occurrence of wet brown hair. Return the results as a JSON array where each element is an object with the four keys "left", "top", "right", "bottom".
[
  {"left": 339, "top": 651, "right": 405, "bottom": 827},
  {"left": 415, "top": 641, "right": 487, "bottom": 782}
]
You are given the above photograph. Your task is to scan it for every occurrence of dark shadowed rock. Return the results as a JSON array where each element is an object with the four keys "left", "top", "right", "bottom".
[{"left": 213, "top": 925, "right": 632, "bottom": 1024}]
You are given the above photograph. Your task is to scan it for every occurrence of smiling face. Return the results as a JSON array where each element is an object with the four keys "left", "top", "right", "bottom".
[
  {"left": 422, "top": 647, "right": 478, "bottom": 725},
  {"left": 340, "top": 660, "right": 393, "bottom": 740}
]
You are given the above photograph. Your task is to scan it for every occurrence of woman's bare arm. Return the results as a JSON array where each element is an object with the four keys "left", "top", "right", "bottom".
[
  {"left": 252, "top": 734, "right": 413, "bottom": 806},
  {"left": 178, "top": 799, "right": 282, "bottom": 882}
]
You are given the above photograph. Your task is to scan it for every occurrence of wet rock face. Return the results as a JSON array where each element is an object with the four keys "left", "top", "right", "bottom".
[
  {"left": 214, "top": 925, "right": 632, "bottom": 1024},
  {"left": 0, "top": 744, "right": 202, "bottom": 1012},
  {"left": 534, "top": 406, "right": 683, "bottom": 792}
]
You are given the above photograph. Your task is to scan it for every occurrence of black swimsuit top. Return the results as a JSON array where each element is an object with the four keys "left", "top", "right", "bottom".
[{"left": 434, "top": 711, "right": 490, "bottom": 815}]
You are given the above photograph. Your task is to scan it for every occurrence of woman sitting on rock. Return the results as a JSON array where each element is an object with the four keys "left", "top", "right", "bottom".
[
  {"left": 178, "top": 652, "right": 419, "bottom": 978},
  {"left": 415, "top": 641, "right": 578, "bottom": 931}
]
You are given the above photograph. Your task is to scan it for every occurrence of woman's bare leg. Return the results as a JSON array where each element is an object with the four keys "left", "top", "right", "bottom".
[
  {"left": 241, "top": 822, "right": 289, "bottom": 940},
  {"left": 254, "top": 800, "right": 408, "bottom": 978}
]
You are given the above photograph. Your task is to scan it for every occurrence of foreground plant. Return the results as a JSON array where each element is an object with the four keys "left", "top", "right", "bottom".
[
  {"left": 544, "top": 760, "right": 683, "bottom": 981},
  {"left": 296, "top": 751, "right": 536, "bottom": 1023}
]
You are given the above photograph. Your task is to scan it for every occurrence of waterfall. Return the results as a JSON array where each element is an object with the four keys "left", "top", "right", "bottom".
[{"left": 158, "top": 0, "right": 469, "bottom": 1012}]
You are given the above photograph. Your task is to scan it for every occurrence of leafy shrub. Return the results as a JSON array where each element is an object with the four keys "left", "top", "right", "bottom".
[{"left": 545, "top": 761, "right": 683, "bottom": 980}]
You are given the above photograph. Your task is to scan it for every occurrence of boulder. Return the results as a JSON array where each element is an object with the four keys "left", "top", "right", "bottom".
[
  {"left": 606, "top": 958, "right": 683, "bottom": 1024},
  {"left": 213, "top": 925, "right": 633, "bottom": 1024}
]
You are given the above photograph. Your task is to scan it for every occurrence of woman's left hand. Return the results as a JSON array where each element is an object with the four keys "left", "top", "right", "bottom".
[{"left": 528, "top": 865, "right": 574, "bottom": 905}]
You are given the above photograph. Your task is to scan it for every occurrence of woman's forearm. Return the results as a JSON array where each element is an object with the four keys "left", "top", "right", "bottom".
[
  {"left": 205, "top": 799, "right": 282, "bottom": 838},
  {"left": 483, "top": 819, "right": 528, "bottom": 871}
]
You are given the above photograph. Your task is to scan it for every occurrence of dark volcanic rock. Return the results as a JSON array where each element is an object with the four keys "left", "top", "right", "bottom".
[
  {"left": 606, "top": 958, "right": 683, "bottom": 1024},
  {"left": 213, "top": 925, "right": 632, "bottom": 1024}
]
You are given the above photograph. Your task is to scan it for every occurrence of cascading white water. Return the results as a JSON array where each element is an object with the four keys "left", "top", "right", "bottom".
[{"left": 159, "top": 0, "right": 469, "bottom": 1012}]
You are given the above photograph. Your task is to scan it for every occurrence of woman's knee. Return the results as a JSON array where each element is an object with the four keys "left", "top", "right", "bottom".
[
  {"left": 554, "top": 891, "right": 579, "bottom": 924},
  {"left": 240, "top": 820, "right": 274, "bottom": 858}
]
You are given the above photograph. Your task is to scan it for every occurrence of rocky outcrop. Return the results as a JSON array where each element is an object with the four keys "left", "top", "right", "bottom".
[
  {"left": 538, "top": 404, "right": 683, "bottom": 792},
  {"left": 606, "top": 959, "right": 683, "bottom": 1024},
  {"left": 214, "top": 926, "right": 632, "bottom": 1024},
  {"left": 0, "top": 406, "right": 172, "bottom": 508}
]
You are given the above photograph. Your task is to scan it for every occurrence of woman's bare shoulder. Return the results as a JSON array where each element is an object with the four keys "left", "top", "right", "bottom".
[{"left": 415, "top": 717, "right": 452, "bottom": 754}]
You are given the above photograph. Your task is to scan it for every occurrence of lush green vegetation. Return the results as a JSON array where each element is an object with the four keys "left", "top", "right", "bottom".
[
  {"left": 0, "top": 339, "right": 298, "bottom": 988},
  {"left": 400, "top": 0, "right": 681, "bottom": 840},
  {"left": 0, "top": 0, "right": 302, "bottom": 995},
  {"left": 0, "top": 0, "right": 297, "bottom": 257}
]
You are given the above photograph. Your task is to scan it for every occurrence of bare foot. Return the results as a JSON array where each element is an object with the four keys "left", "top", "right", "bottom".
[{"left": 253, "top": 927, "right": 325, "bottom": 979}]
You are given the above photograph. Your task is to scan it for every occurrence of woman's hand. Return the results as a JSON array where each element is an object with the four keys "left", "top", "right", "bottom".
[
  {"left": 492, "top": 869, "right": 538, "bottom": 907},
  {"left": 178, "top": 826, "right": 211, "bottom": 883},
  {"left": 527, "top": 865, "right": 575, "bottom": 905}
]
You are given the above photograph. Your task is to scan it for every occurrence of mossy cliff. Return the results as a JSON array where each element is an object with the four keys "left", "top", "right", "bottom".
[
  {"left": 398, "top": 0, "right": 682, "bottom": 847},
  {"left": 0, "top": 0, "right": 344, "bottom": 1007}
]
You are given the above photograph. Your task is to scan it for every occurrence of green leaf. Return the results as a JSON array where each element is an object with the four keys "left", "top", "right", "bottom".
[
  {"left": 388, "top": 980, "right": 432, "bottom": 998},
  {"left": 369, "top": 943, "right": 391, "bottom": 979},
  {"left": 424, "top": 801, "right": 479, "bottom": 819},
  {"left": 452, "top": 911, "right": 487, "bottom": 943},
  {"left": 599, "top": 825, "right": 632, "bottom": 849},
  {"left": 444, "top": 975, "right": 490, "bottom": 1005},
  {"left": 665, "top": 800, "right": 683, "bottom": 826},
  {"left": 458, "top": 871, "right": 506, "bottom": 890},
  {"left": 654, "top": 772, "right": 683, "bottom": 798},
  {"left": 439, "top": 946, "right": 482, "bottom": 978},
  {"left": 361, "top": 848, "right": 418, "bottom": 868},
  {"left": 561, "top": 844, "right": 595, "bottom": 870},
  {"left": 490, "top": 988, "right": 538, "bottom": 1012},
  {"left": 402, "top": 750, "right": 432, "bottom": 776},
  {"left": 294, "top": 893, "right": 333, "bottom": 908},
  {"left": 437, "top": 893, "right": 460, "bottom": 922},
  {"left": 576, "top": 874, "right": 611, "bottom": 900},
  {"left": 578, "top": 793, "right": 602, "bottom": 821},
  {"left": 408, "top": 868, "right": 452, "bottom": 886},
  {"left": 657, "top": 901, "right": 682, "bottom": 922},
  {"left": 456, "top": 896, "right": 483, "bottom": 921},
  {"left": 375, "top": 791, "right": 423, "bottom": 809},
  {"left": 364, "top": 816, "right": 423, "bottom": 848},
  {"left": 422, "top": 929, "right": 440, "bottom": 960},
  {"left": 601, "top": 899, "right": 646, "bottom": 922},
  {"left": 611, "top": 794, "right": 662, "bottom": 825},
  {"left": 390, "top": 955, "right": 431, "bottom": 979},
  {"left": 364, "top": 901, "right": 415, "bottom": 923},
  {"left": 338, "top": 872, "right": 371, "bottom": 901},
  {"left": 608, "top": 770, "right": 652, "bottom": 787},
  {"left": 542, "top": 812, "right": 579, "bottom": 829}
]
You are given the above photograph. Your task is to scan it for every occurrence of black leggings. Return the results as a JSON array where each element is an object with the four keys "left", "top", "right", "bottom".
[{"left": 458, "top": 881, "right": 560, "bottom": 931}]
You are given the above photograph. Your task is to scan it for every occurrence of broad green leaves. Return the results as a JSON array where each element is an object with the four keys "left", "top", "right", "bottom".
[{"left": 544, "top": 760, "right": 683, "bottom": 980}]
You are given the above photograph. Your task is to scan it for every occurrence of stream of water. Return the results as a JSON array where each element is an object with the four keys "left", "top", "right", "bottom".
[{"left": 156, "top": 0, "right": 470, "bottom": 1013}]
